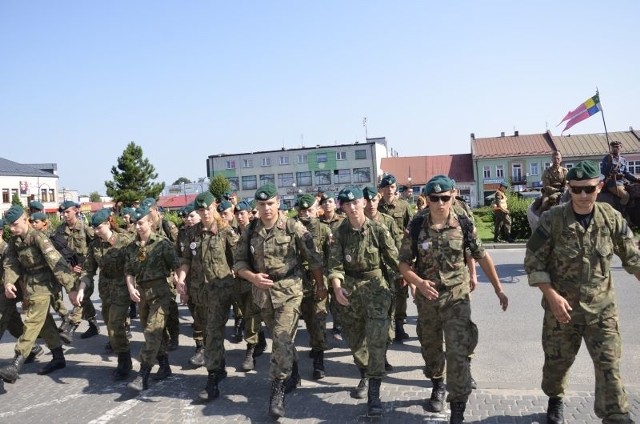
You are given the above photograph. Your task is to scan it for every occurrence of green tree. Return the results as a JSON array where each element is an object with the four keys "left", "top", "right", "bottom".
[
  {"left": 89, "top": 191, "right": 102, "bottom": 202},
  {"left": 209, "top": 174, "right": 231, "bottom": 200},
  {"left": 105, "top": 142, "right": 165, "bottom": 206},
  {"left": 11, "top": 193, "right": 23, "bottom": 207},
  {"left": 173, "top": 177, "right": 192, "bottom": 185}
]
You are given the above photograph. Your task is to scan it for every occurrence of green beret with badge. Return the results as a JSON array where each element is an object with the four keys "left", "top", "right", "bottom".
[
  {"left": 379, "top": 174, "right": 397, "bottom": 188},
  {"left": 255, "top": 183, "right": 278, "bottom": 201},
  {"left": 337, "top": 187, "right": 363, "bottom": 203},
  {"left": 567, "top": 160, "right": 601, "bottom": 181},
  {"left": 424, "top": 175, "right": 454, "bottom": 195},
  {"left": 195, "top": 191, "right": 216, "bottom": 209},
  {"left": 5, "top": 205, "right": 25, "bottom": 224},
  {"left": 217, "top": 200, "right": 233, "bottom": 213},
  {"left": 30, "top": 212, "right": 47, "bottom": 222},
  {"left": 235, "top": 200, "right": 251, "bottom": 213},
  {"left": 296, "top": 194, "right": 316, "bottom": 210},
  {"left": 58, "top": 200, "right": 77, "bottom": 212},
  {"left": 184, "top": 202, "right": 195, "bottom": 215},
  {"left": 319, "top": 191, "right": 335, "bottom": 205},
  {"left": 29, "top": 200, "right": 44, "bottom": 212},
  {"left": 141, "top": 198, "right": 157, "bottom": 208},
  {"left": 362, "top": 186, "right": 379, "bottom": 200},
  {"left": 91, "top": 208, "right": 111, "bottom": 227},
  {"left": 132, "top": 207, "right": 151, "bottom": 222}
]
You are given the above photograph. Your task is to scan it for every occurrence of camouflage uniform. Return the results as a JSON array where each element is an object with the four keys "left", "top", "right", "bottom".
[
  {"left": 234, "top": 214, "right": 323, "bottom": 381},
  {"left": 320, "top": 212, "right": 344, "bottom": 332},
  {"left": 0, "top": 236, "right": 24, "bottom": 340},
  {"left": 398, "top": 209, "right": 483, "bottom": 403},
  {"left": 180, "top": 221, "right": 238, "bottom": 373},
  {"left": 328, "top": 218, "right": 399, "bottom": 378},
  {"left": 80, "top": 231, "right": 133, "bottom": 354},
  {"left": 541, "top": 165, "right": 568, "bottom": 211},
  {"left": 177, "top": 224, "right": 203, "bottom": 346},
  {"left": 152, "top": 218, "right": 180, "bottom": 346},
  {"left": 524, "top": 201, "right": 640, "bottom": 422},
  {"left": 124, "top": 232, "right": 180, "bottom": 367}
]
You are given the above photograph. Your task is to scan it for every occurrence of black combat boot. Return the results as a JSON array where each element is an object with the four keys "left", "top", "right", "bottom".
[
  {"left": 546, "top": 397, "right": 564, "bottom": 424},
  {"left": 58, "top": 314, "right": 69, "bottom": 332},
  {"left": 113, "top": 351, "right": 133, "bottom": 380},
  {"left": 268, "top": 379, "right": 286, "bottom": 418},
  {"left": 394, "top": 318, "right": 409, "bottom": 342},
  {"left": 128, "top": 365, "right": 151, "bottom": 391},
  {"left": 198, "top": 370, "right": 220, "bottom": 402},
  {"left": 59, "top": 320, "right": 78, "bottom": 345},
  {"left": 254, "top": 330, "right": 267, "bottom": 357},
  {"left": 189, "top": 340, "right": 205, "bottom": 367},
  {"left": 0, "top": 354, "right": 26, "bottom": 383},
  {"left": 367, "top": 378, "right": 383, "bottom": 416},
  {"left": 232, "top": 317, "right": 245, "bottom": 343},
  {"left": 427, "top": 377, "right": 446, "bottom": 412},
  {"left": 284, "top": 360, "right": 301, "bottom": 393},
  {"left": 352, "top": 367, "right": 368, "bottom": 399},
  {"left": 39, "top": 347, "right": 66, "bottom": 375},
  {"left": 25, "top": 344, "right": 44, "bottom": 364},
  {"left": 154, "top": 354, "right": 172, "bottom": 380},
  {"left": 81, "top": 317, "right": 100, "bottom": 339},
  {"left": 312, "top": 350, "right": 325, "bottom": 380},
  {"left": 241, "top": 343, "right": 256, "bottom": 371},
  {"left": 129, "top": 302, "right": 137, "bottom": 319},
  {"left": 450, "top": 401, "right": 466, "bottom": 424}
]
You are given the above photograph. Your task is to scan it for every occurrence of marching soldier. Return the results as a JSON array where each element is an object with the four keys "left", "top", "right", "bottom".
[
  {"left": 492, "top": 182, "right": 514, "bottom": 243},
  {"left": 540, "top": 151, "right": 569, "bottom": 213}
]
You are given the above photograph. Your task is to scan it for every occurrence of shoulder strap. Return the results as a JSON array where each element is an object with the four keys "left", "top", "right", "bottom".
[
  {"left": 246, "top": 219, "right": 259, "bottom": 271},
  {"left": 456, "top": 212, "right": 474, "bottom": 265},
  {"left": 408, "top": 212, "right": 427, "bottom": 258}
]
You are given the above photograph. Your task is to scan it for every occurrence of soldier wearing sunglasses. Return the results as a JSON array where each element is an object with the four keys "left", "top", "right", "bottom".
[{"left": 525, "top": 160, "right": 640, "bottom": 424}]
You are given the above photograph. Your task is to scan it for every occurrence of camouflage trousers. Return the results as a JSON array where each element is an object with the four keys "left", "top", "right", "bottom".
[
  {"left": 338, "top": 276, "right": 392, "bottom": 379},
  {"left": 299, "top": 290, "right": 328, "bottom": 352},
  {"left": 415, "top": 293, "right": 478, "bottom": 403},
  {"left": 16, "top": 283, "right": 63, "bottom": 357},
  {"left": 493, "top": 210, "right": 512, "bottom": 241},
  {"left": 203, "top": 277, "right": 236, "bottom": 372},
  {"left": 541, "top": 310, "right": 631, "bottom": 422},
  {"left": 187, "top": 280, "right": 206, "bottom": 343},
  {"left": 166, "top": 278, "right": 180, "bottom": 341},
  {"left": 238, "top": 280, "right": 263, "bottom": 344},
  {"left": 98, "top": 280, "right": 131, "bottom": 354},
  {"left": 138, "top": 279, "right": 172, "bottom": 367},
  {"left": 0, "top": 288, "right": 23, "bottom": 340},
  {"left": 69, "top": 283, "right": 96, "bottom": 324},
  {"left": 394, "top": 281, "right": 409, "bottom": 321},
  {"left": 259, "top": 292, "right": 301, "bottom": 381}
]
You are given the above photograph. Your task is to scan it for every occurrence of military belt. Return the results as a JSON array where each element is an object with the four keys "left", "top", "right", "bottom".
[
  {"left": 24, "top": 265, "right": 48, "bottom": 275},
  {"left": 268, "top": 267, "right": 296, "bottom": 282},
  {"left": 137, "top": 277, "right": 169, "bottom": 289},
  {"left": 345, "top": 269, "right": 382, "bottom": 279}
]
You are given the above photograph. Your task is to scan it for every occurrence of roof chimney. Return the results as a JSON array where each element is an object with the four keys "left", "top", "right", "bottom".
[
  {"left": 470, "top": 133, "right": 475, "bottom": 140},
  {"left": 500, "top": 132, "right": 505, "bottom": 137},
  {"left": 514, "top": 130, "right": 519, "bottom": 136}
]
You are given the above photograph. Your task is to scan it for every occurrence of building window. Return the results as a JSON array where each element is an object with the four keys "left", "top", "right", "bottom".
[
  {"left": 49, "top": 189, "right": 56, "bottom": 203},
  {"left": 242, "top": 159, "right": 253, "bottom": 168},
  {"left": 334, "top": 169, "right": 351, "bottom": 184},
  {"left": 242, "top": 175, "right": 257, "bottom": 190},
  {"left": 529, "top": 162, "right": 539, "bottom": 176},
  {"left": 226, "top": 160, "right": 236, "bottom": 170},
  {"left": 296, "top": 171, "right": 312, "bottom": 186},
  {"left": 260, "top": 174, "right": 274, "bottom": 186},
  {"left": 297, "top": 154, "right": 307, "bottom": 164},
  {"left": 629, "top": 161, "right": 640, "bottom": 174},
  {"left": 261, "top": 157, "right": 271, "bottom": 167},
  {"left": 512, "top": 164, "right": 523, "bottom": 181},
  {"left": 544, "top": 162, "right": 552, "bottom": 170},
  {"left": 316, "top": 153, "right": 327, "bottom": 163},
  {"left": 496, "top": 165, "right": 504, "bottom": 178},
  {"left": 2, "top": 189, "right": 9, "bottom": 203},
  {"left": 315, "top": 170, "right": 331, "bottom": 185},
  {"left": 278, "top": 173, "right": 294, "bottom": 188},
  {"left": 355, "top": 149, "right": 367, "bottom": 160},
  {"left": 279, "top": 156, "right": 289, "bottom": 165},
  {"left": 353, "top": 167, "right": 371, "bottom": 183},
  {"left": 483, "top": 166, "right": 491, "bottom": 179},
  {"left": 228, "top": 177, "right": 239, "bottom": 192},
  {"left": 41, "top": 189, "right": 48, "bottom": 202},
  {"left": 336, "top": 151, "right": 347, "bottom": 161}
]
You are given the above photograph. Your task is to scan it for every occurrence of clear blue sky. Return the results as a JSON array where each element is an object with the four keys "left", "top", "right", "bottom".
[{"left": 1, "top": 1, "right": 638, "bottom": 195}]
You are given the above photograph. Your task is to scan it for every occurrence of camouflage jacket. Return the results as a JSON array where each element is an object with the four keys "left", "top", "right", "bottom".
[
  {"left": 180, "top": 222, "right": 238, "bottom": 285},
  {"left": 153, "top": 217, "right": 179, "bottom": 243},
  {"left": 524, "top": 202, "right": 640, "bottom": 322},
  {"left": 493, "top": 190, "right": 508, "bottom": 212},
  {"left": 541, "top": 165, "right": 568, "bottom": 194},
  {"left": 398, "top": 209, "right": 484, "bottom": 299},
  {"left": 370, "top": 212, "right": 402, "bottom": 250},
  {"left": 3, "top": 226, "right": 77, "bottom": 294},
  {"left": 298, "top": 217, "right": 332, "bottom": 269},
  {"left": 319, "top": 213, "right": 344, "bottom": 233},
  {"left": 80, "top": 231, "right": 134, "bottom": 289},
  {"left": 55, "top": 219, "right": 95, "bottom": 258},
  {"left": 377, "top": 197, "right": 413, "bottom": 232},
  {"left": 124, "top": 232, "right": 180, "bottom": 284},
  {"left": 327, "top": 217, "right": 400, "bottom": 286}
]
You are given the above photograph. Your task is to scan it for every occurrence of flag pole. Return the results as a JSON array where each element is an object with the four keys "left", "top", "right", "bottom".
[{"left": 597, "top": 87, "right": 611, "bottom": 150}]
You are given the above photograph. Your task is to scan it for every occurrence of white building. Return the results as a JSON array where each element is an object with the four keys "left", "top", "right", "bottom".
[
  {"left": 206, "top": 138, "right": 393, "bottom": 206},
  {"left": 0, "top": 159, "right": 60, "bottom": 214}
]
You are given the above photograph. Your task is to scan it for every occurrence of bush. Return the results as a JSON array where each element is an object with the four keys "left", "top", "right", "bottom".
[{"left": 504, "top": 193, "right": 533, "bottom": 240}]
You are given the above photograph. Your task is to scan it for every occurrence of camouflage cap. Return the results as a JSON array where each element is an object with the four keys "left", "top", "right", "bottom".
[
  {"left": 131, "top": 207, "right": 151, "bottom": 222},
  {"left": 91, "top": 208, "right": 111, "bottom": 227},
  {"left": 362, "top": 186, "right": 379, "bottom": 201},
  {"left": 29, "top": 200, "right": 44, "bottom": 212},
  {"left": 255, "top": 183, "right": 278, "bottom": 201},
  {"left": 379, "top": 174, "right": 397, "bottom": 188},
  {"left": 337, "top": 187, "right": 364, "bottom": 203},
  {"left": 195, "top": 191, "right": 216, "bottom": 209},
  {"left": 217, "top": 200, "right": 233, "bottom": 213},
  {"left": 567, "top": 161, "right": 601, "bottom": 181},
  {"left": 296, "top": 194, "right": 316, "bottom": 210},
  {"left": 5, "top": 205, "right": 25, "bottom": 224},
  {"left": 234, "top": 200, "right": 251, "bottom": 213},
  {"left": 58, "top": 200, "right": 77, "bottom": 211},
  {"left": 319, "top": 191, "right": 335, "bottom": 205},
  {"left": 30, "top": 212, "right": 47, "bottom": 222},
  {"left": 424, "top": 175, "right": 454, "bottom": 195}
]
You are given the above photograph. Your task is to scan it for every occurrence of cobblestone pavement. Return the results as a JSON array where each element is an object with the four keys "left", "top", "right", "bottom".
[{"left": 0, "top": 248, "right": 639, "bottom": 423}]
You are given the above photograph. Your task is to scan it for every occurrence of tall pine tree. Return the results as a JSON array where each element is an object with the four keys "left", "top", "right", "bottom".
[{"left": 105, "top": 142, "right": 164, "bottom": 205}]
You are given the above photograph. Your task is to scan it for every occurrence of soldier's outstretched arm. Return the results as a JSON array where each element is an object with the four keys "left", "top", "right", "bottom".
[{"left": 477, "top": 254, "right": 508, "bottom": 311}]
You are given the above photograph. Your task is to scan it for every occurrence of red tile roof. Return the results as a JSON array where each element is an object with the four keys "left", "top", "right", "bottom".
[
  {"left": 158, "top": 194, "right": 198, "bottom": 210},
  {"left": 471, "top": 131, "right": 555, "bottom": 158},
  {"left": 552, "top": 130, "right": 640, "bottom": 157},
  {"left": 381, "top": 154, "right": 474, "bottom": 186}
]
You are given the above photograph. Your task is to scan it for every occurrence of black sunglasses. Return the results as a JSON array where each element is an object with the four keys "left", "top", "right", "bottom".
[
  {"left": 428, "top": 195, "right": 452, "bottom": 203},
  {"left": 569, "top": 185, "right": 598, "bottom": 194}
]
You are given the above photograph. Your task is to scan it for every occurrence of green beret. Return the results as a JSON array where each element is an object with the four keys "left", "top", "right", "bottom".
[
  {"left": 296, "top": 194, "right": 316, "bottom": 210},
  {"left": 195, "top": 192, "right": 216, "bottom": 209},
  {"left": 235, "top": 200, "right": 251, "bottom": 213},
  {"left": 337, "top": 187, "right": 363, "bottom": 203},
  {"left": 121, "top": 207, "right": 135, "bottom": 217},
  {"left": 29, "top": 200, "right": 44, "bottom": 212},
  {"left": 5, "top": 205, "right": 25, "bottom": 224},
  {"left": 255, "top": 183, "right": 278, "bottom": 201},
  {"left": 141, "top": 198, "right": 157, "bottom": 208},
  {"left": 58, "top": 200, "right": 77, "bottom": 211},
  {"left": 217, "top": 200, "right": 233, "bottom": 213},
  {"left": 379, "top": 174, "right": 397, "bottom": 188},
  {"left": 319, "top": 191, "right": 335, "bottom": 205},
  {"left": 424, "top": 175, "right": 454, "bottom": 195},
  {"left": 91, "top": 208, "right": 111, "bottom": 227},
  {"left": 184, "top": 202, "right": 195, "bottom": 215},
  {"left": 131, "top": 207, "right": 151, "bottom": 222},
  {"left": 567, "top": 161, "right": 601, "bottom": 181},
  {"left": 30, "top": 212, "right": 47, "bottom": 221},
  {"left": 249, "top": 200, "right": 257, "bottom": 209},
  {"left": 362, "top": 186, "right": 379, "bottom": 200}
]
